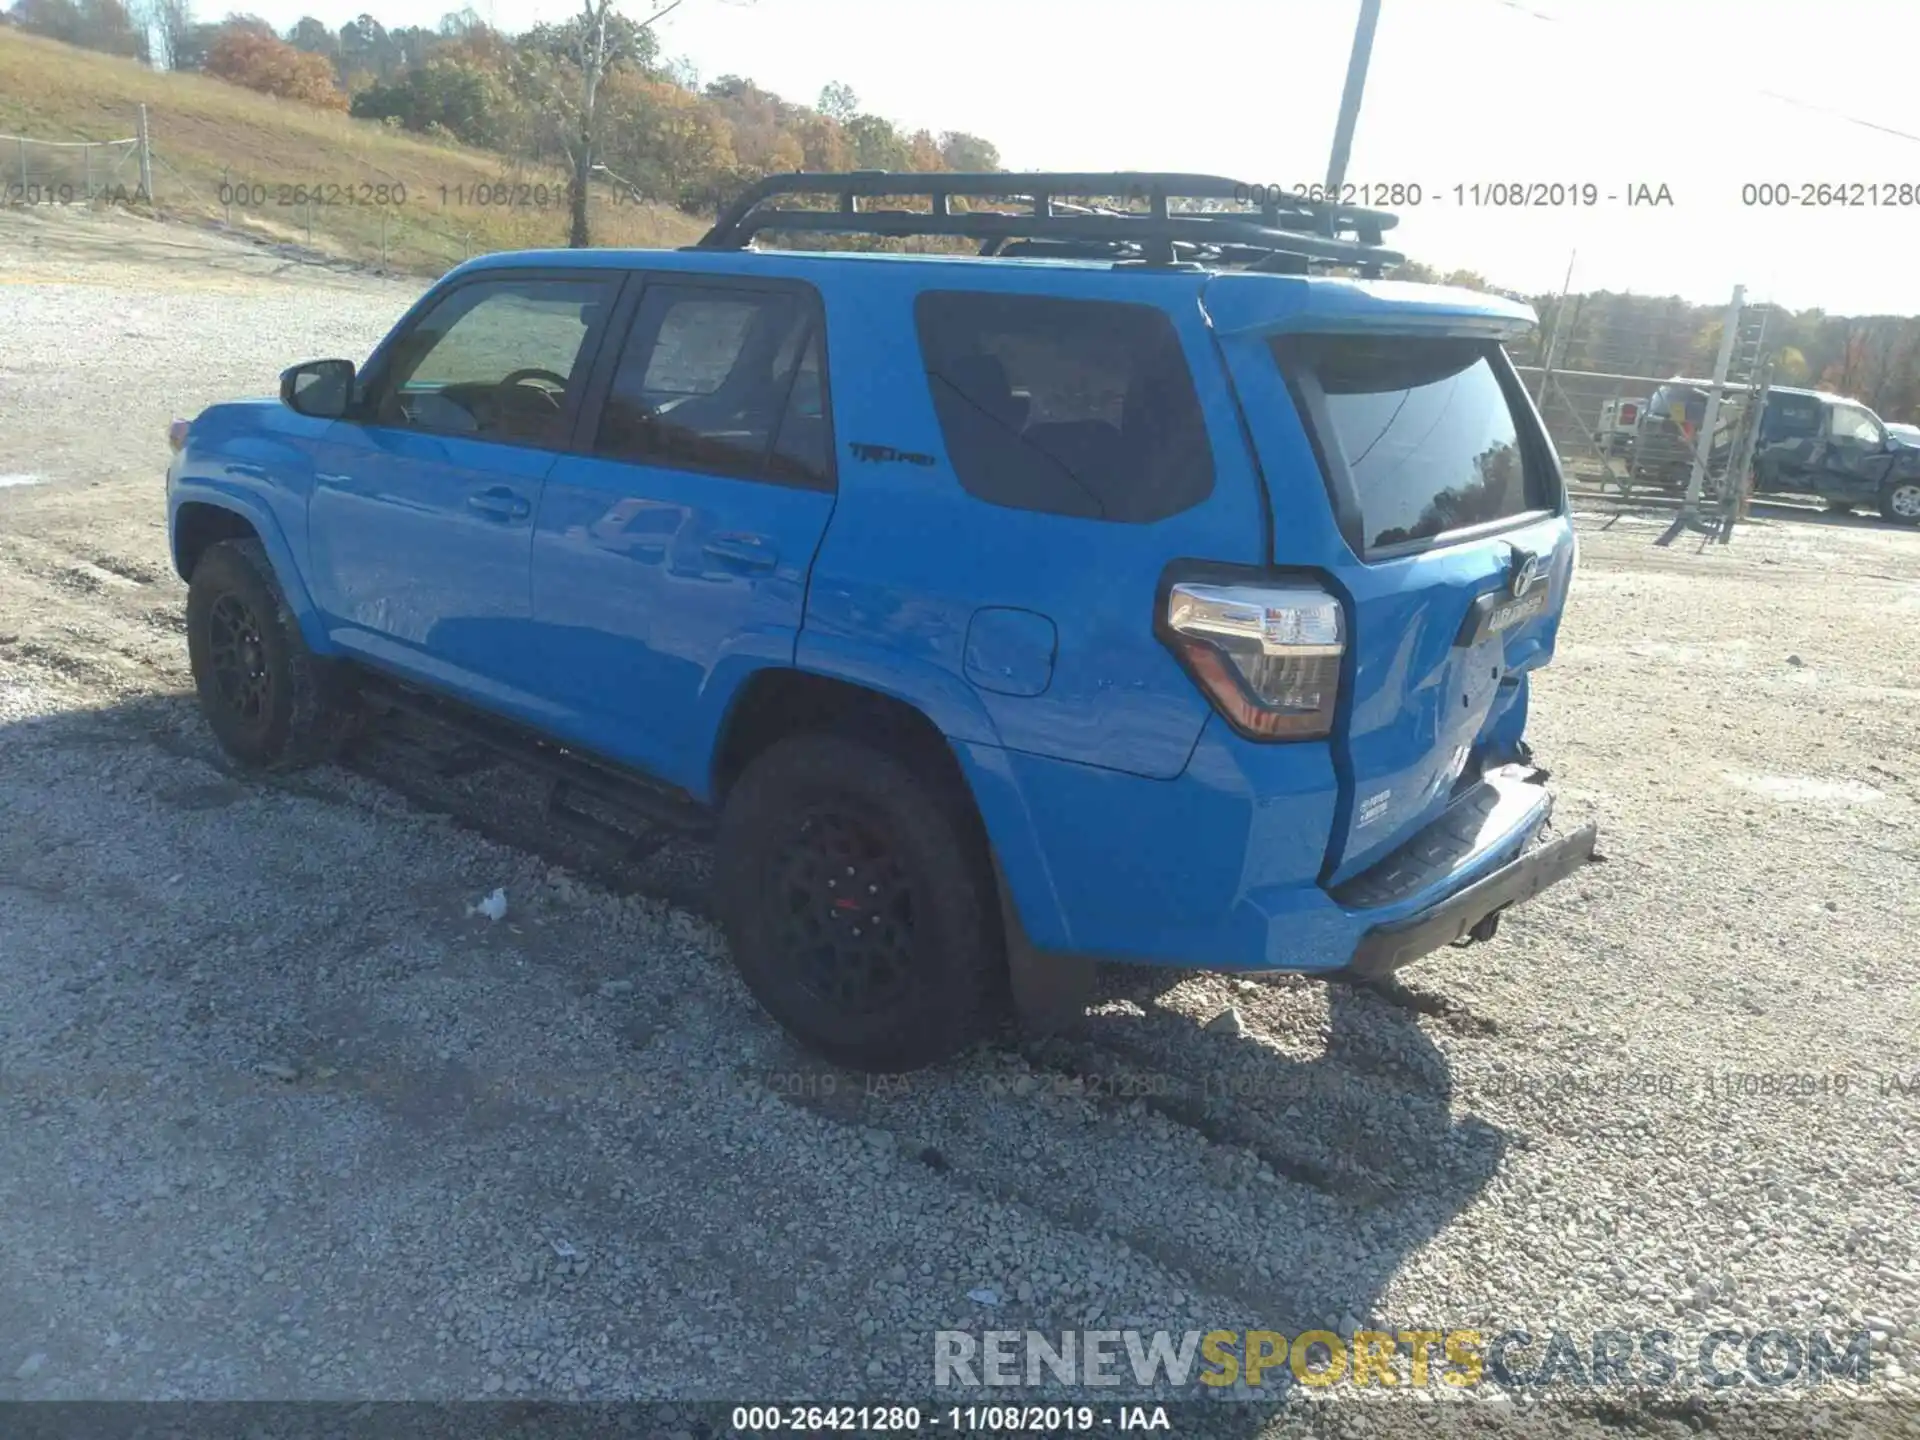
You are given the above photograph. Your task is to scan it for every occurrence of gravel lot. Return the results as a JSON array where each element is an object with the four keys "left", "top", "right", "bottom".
[{"left": 1, "top": 207, "right": 1917, "bottom": 1431}]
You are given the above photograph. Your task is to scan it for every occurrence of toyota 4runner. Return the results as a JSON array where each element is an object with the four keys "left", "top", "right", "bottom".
[{"left": 165, "top": 172, "right": 1598, "bottom": 1072}]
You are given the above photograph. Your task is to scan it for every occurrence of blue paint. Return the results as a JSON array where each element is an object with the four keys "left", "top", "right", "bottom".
[{"left": 167, "top": 239, "right": 1581, "bottom": 978}]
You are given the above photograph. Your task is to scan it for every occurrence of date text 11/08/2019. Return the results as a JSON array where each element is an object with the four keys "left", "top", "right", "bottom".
[
  {"left": 1230, "top": 182, "right": 1675, "bottom": 208},
  {"left": 729, "top": 1406, "right": 1169, "bottom": 1431},
  {"left": 210, "top": 181, "right": 654, "bottom": 210}
]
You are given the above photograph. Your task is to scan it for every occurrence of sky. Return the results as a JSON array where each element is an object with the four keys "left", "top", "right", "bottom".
[{"left": 228, "top": 0, "right": 1920, "bottom": 315}]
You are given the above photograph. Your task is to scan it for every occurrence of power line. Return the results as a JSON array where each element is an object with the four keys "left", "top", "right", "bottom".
[
  {"left": 1753, "top": 91, "right": 1920, "bottom": 147},
  {"left": 1480, "top": 0, "right": 1920, "bottom": 147}
]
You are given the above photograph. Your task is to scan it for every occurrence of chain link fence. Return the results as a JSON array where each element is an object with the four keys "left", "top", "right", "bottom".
[
  {"left": 1509, "top": 286, "right": 1776, "bottom": 515},
  {"left": 2, "top": 107, "right": 697, "bottom": 277},
  {"left": 2, "top": 130, "right": 147, "bottom": 205}
]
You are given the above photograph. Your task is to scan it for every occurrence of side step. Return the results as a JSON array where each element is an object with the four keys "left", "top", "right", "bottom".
[{"left": 350, "top": 670, "right": 716, "bottom": 844}]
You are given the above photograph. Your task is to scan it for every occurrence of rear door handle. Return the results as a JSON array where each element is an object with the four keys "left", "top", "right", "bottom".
[
  {"left": 703, "top": 533, "right": 778, "bottom": 571},
  {"left": 466, "top": 486, "right": 531, "bottom": 521}
]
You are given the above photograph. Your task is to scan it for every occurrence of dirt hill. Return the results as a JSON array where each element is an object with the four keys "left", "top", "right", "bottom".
[{"left": 0, "top": 26, "right": 705, "bottom": 274}]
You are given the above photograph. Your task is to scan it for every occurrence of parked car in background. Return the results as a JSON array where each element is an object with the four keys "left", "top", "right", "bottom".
[
  {"left": 1749, "top": 388, "right": 1920, "bottom": 523},
  {"left": 1630, "top": 378, "right": 1920, "bottom": 524},
  {"left": 1593, "top": 395, "right": 1647, "bottom": 460}
]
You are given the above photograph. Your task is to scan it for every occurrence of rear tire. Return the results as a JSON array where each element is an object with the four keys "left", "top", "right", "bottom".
[
  {"left": 714, "top": 732, "right": 1004, "bottom": 1072},
  {"left": 1880, "top": 477, "right": 1920, "bottom": 526},
  {"left": 185, "top": 539, "right": 357, "bottom": 771}
]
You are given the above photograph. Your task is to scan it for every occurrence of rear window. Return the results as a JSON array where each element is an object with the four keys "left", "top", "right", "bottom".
[
  {"left": 914, "top": 292, "right": 1214, "bottom": 523},
  {"left": 1279, "top": 335, "right": 1547, "bottom": 551}
]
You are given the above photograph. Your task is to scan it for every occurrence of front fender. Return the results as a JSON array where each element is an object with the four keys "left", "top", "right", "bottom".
[{"left": 169, "top": 480, "right": 331, "bottom": 656}]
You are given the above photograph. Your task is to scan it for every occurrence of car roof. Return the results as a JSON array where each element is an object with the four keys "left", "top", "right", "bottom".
[
  {"left": 1659, "top": 381, "right": 1869, "bottom": 410},
  {"left": 458, "top": 245, "right": 1196, "bottom": 278},
  {"left": 448, "top": 247, "right": 1536, "bottom": 329}
]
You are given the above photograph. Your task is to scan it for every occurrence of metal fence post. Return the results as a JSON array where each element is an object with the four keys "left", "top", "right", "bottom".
[
  {"left": 1680, "top": 285, "right": 1745, "bottom": 521},
  {"left": 136, "top": 104, "right": 153, "bottom": 201},
  {"left": 17, "top": 136, "right": 27, "bottom": 190},
  {"left": 83, "top": 143, "right": 92, "bottom": 198}
]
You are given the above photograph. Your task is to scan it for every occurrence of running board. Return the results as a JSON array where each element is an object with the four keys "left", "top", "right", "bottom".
[{"left": 351, "top": 670, "right": 716, "bottom": 841}]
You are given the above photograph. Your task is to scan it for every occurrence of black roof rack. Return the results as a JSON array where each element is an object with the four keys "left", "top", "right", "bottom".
[{"left": 693, "top": 171, "right": 1406, "bottom": 276}]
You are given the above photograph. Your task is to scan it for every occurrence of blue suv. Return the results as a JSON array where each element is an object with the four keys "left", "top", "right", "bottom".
[{"left": 165, "top": 173, "right": 1598, "bottom": 1071}]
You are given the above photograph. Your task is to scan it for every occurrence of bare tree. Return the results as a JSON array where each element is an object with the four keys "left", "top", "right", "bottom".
[
  {"left": 138, "top": 0, "right": 194, "bottom": 69},
  {"left": 559, "top": 0, "right": 681, "bottom": 247}
]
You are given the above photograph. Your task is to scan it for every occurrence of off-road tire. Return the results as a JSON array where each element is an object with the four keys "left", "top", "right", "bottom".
[
  {"left": 714, "top": 732, "right": 1004, "bottom": 1072},
  {"left": 1880, "top": 477, "right": 1920, "bottom": 526},
  {"left": 185, "top": 538, "right": 358, "bottom": 771}
]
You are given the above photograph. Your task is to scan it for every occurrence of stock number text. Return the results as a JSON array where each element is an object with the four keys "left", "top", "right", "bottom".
[
  {"left": 218, "top": 181, "right": 408, "bottom": 208},
  {"left": 1742, "top": 182, "right": 1920, "bottom": 207}
]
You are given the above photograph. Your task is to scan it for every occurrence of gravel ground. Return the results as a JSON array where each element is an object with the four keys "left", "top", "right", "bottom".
[{"left": 1, "top": 208, "right": 1917, "bottom": 1433}]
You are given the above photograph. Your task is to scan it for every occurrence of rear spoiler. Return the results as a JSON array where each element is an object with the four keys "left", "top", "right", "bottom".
[{"left": 1203, "top": 274, "right": 1537, "bottom": 343}]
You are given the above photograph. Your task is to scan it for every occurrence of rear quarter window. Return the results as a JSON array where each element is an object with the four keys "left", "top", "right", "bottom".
[
  {"left": 1276, "top": 334, "right": 1550, "bottom": 553},
  {"left": 914, "top": 291, "right": 1214, "bottom": 523}
]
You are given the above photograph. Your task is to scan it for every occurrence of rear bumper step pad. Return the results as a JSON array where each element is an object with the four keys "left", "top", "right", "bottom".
[{"left": 1346, "top": 822, "right": 1598, "bottom": 980}]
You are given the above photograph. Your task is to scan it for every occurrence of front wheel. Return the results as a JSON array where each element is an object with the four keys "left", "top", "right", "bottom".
[
  {"left": 185, "top": 538, "right": 357, "bottom": 770},
  {"left": 714, "top": 733, "right": 1005, "bottom": 1072},
  {"left": 1881, "top": 477, "right": 1920, "bottom": 526}
]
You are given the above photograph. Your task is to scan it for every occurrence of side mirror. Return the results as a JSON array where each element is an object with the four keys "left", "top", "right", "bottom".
[{"left": 280, "top": 359, "right": 356, "bottom": 419}]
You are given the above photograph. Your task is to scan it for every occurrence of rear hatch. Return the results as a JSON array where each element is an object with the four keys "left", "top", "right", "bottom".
[{"left": 1204, "top": 275, "right": 1575, "bottom": 884}]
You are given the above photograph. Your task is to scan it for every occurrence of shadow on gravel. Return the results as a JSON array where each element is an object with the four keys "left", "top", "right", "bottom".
[
  {"left": 3, "top": 689, "right": 1505, "bottom": 1422},
  {"left": 1045, "top": 966, "right": 1510, "bottom": 1332}
]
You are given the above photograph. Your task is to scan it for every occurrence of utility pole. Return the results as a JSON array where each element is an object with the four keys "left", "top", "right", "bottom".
[
  {"left": 1535, "top": 249, "right": 1578, "bottom": 407},
  {"left": 1324, "top": 0, "right": 1383, "bottom": 194},
  {"left": 1680, "top": 285, "right": 1745, "bottom": 522}
]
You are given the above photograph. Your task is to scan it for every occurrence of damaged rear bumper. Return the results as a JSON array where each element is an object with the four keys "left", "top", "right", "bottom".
[{"left": 1345, "top": 820, "right": 1599, "bottom": 980}]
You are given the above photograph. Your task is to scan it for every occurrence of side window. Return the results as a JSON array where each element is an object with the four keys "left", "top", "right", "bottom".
[
  {"left": 374, "top": 277, "right": 615, "bottom": 446},
  {"left": 914, "top": 291, "right": 1215, "bottom": 523},
  {"left": 1768, "top": 396, "right": 1821, "bottom": 438},
  {"left": 767, "top": 326, "right": 831, "bottom": 488},
  {"left": 1829, "top": 405, "right": 1883, "bottom": 444},
  {"left": 594, "top": 283, "right": 832, "bottom": 489}
]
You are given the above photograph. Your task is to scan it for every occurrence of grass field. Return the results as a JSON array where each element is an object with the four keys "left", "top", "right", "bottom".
[{"left": 0, "top": 28, "right": 707, "bottom": 273}]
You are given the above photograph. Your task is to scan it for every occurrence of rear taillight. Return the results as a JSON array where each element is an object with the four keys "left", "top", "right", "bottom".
[
  {"left": 1619, "top": 403, "right": 1638, "bottom": 425},
  {"left": 1163, "top": 581, "right": 1346, "bottom": 741},
  {"left": 167, "top": 419, "right": 190, "bottom": 453}
]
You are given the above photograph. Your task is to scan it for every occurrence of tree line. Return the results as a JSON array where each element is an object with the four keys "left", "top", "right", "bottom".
[
  {"left": 3, "top": 0, "right": 1002, "bottom": 223},
  {"left": 1406, "top": 265, "right": 1920, "bottom": 425}
]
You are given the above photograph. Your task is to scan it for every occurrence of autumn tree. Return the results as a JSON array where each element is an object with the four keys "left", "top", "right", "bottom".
[
  {"left": 204, "top": 21, "right": 348, "bottom": 108},
  {"left": 8, "top": 0, "right": 148, "bottom": 58},
  {"left": 937, "top": 131, "right": 999, "bottom": 171},
  {"left": 815, "top": 80, "right": 856, "bottom": 121},
  {"left": 510, "top": 0, "right": 686, "bottom": 247},
  {"left": 351, "top": 57, "right": 520, "bottom": 148},
  {"left": 284, "top": 13, "right": 332, "bottom": 56}
]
